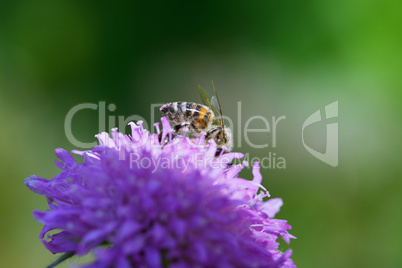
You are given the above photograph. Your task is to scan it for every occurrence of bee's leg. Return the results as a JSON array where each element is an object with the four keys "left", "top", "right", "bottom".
[
  {"left": 215, "top": 148, "right": 233, "bottom": 168},
  {"left": 206, "top": 127, "right": 219, "bottom": 140},
  {"left": 174, "top": 122, "right": 190, "bottom": 133},
  {"left": 158, "top": 132, "right": 176, "bottom": 145},
  {"left": 158, "top": 122, "right": 190, "bottom": 145},
  {"left": 215, "top": 147, "right": 223, "bottom": 157}
]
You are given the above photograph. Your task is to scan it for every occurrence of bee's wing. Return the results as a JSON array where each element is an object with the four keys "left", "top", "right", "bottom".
[
  {"left": 211, "top": 96, "right": 222, "bottom": 118},
  {"left": 198, "top": 85, "right": 212, "bottom": 106},
  {"left": 198, "top": 85, "right": 220, "bottom": 116},
  {"left": 211, "top": 95, "right": 227, "bottom": 127}
]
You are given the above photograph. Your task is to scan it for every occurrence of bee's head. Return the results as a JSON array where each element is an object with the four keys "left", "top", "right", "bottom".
[{"left": 214, "top": 127, "right": 233, "bottom": 152}]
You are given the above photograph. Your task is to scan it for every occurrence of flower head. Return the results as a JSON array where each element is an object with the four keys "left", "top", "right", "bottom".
[{"left": 25, "top": 118, "right": 296, "bottom": 267}]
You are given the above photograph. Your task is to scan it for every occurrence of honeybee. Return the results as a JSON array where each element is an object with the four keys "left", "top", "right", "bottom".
[{"left": 159, "top": 82, "right": 233, "bottom": 155}]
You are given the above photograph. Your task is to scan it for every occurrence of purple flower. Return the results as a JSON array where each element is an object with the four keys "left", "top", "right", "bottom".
[{"left": 25, "top": 118, "right": 296, "bottom": 268}]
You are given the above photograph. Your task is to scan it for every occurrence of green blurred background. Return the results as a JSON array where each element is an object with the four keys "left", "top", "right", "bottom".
[{"left": 1, "top": 1, "right": 401, "bottom": 267}]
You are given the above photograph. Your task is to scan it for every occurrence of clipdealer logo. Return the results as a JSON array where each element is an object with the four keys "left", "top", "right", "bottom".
[
  {"left": 302, "top": 101, "right": 338, "bottom": 167},
  {"left": 63, "top": 100, "right": 339, "bottom": 169}
]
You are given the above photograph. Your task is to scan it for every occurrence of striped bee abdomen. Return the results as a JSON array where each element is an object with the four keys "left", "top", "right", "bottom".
[{"left": 160, "top": 102, "right": 214, "bottom": 133}]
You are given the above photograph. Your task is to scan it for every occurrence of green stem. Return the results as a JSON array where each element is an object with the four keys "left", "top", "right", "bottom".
[{"left": 46, "top": 252, "right": 75, "bottom": 268}]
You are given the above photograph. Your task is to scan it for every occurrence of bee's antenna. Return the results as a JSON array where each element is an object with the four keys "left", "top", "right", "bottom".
[{"left": 211, "top": 80, "right": 225, "bottom": 132}]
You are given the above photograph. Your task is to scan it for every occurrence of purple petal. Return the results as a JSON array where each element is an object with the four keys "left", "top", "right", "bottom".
[
  {"left": 54, "top": 148, "right": 76, "bottom": 169},
  {"left": 260, "top": 198, "right": 283, "bottom": 218}
]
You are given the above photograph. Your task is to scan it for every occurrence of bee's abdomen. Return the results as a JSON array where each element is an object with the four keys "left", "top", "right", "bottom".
[
  {"left": 160, "top": 102, "right": 182, "bottom": 122},
  {"left": 160, "top": 102, "right": 213, "bottom": 132}
]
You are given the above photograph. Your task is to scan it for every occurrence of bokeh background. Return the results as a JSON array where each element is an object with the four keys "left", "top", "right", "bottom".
[{"left": 1, "top": 1, "right": 401, "bottom": 267}]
